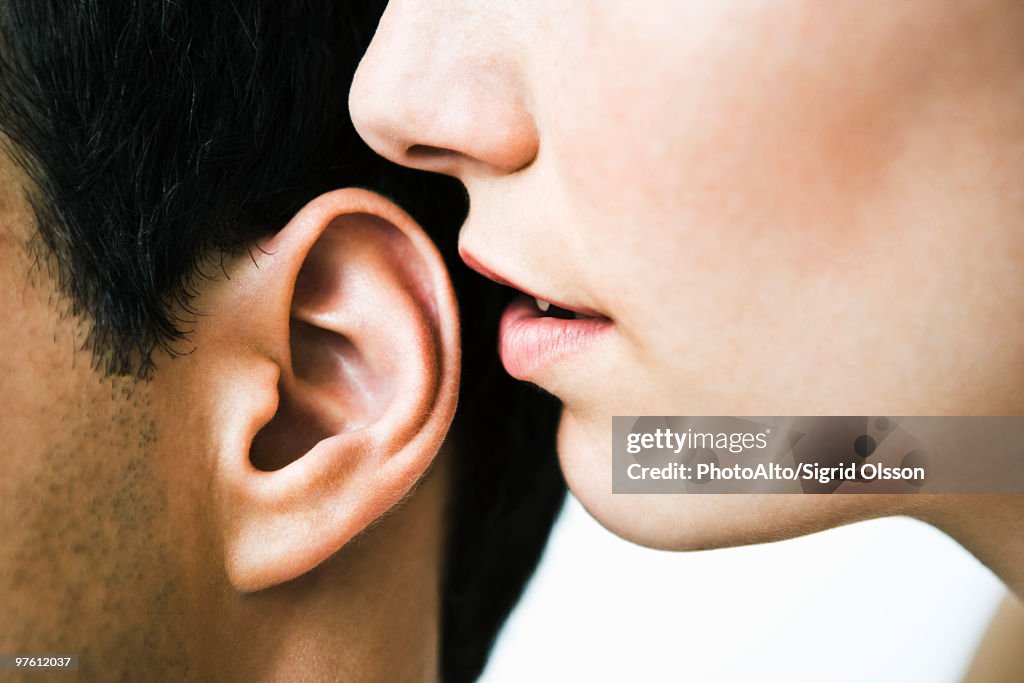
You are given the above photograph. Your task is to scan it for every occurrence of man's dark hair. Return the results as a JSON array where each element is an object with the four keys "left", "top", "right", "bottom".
[{"left": 0, "top": 1, "right": 565, "bottom": 681}]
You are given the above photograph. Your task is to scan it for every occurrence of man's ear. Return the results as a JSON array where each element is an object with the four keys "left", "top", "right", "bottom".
[{"left": 196, "top": 188, "right": 459, "bottom": 593}]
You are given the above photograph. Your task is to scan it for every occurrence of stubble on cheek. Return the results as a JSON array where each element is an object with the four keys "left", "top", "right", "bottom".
[
  {"left": 0, "top": 231, "right": 192, "bottom": 680},
  {"left": 1, "top": 373, "right": 193, "bottom": 681}
]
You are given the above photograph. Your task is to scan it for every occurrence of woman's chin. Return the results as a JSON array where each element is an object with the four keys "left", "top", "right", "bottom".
[{"left": 557, "top": 411, "right": 898, "bottom": 551}]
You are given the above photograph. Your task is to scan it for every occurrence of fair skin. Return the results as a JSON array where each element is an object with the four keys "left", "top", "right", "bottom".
[
  {"left": 0, "top": 164, "right": 460, "bottom": 681},
  {"left": 350, "top": 0, "right": 1024, "bottom": 619}
]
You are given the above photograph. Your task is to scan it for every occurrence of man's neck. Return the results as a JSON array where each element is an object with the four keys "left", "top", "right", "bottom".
[{"left": 202, "top": 464, "right": 449, "bottom": 682}]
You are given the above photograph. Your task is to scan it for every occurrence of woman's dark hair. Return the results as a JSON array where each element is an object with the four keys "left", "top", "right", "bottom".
[{"left": 0, "top": 1, "right": 565, "bottom": 680}]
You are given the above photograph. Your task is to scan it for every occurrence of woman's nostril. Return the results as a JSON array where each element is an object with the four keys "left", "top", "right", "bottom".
[
  {"left": 406, "top": 140, "right": 536, "bottom": 176},
  {"left": 401, "top": 144, "right": 476, "bottom": 176},
  {"left": 407, "top": 144, "right": 460, "bottom": 160}
]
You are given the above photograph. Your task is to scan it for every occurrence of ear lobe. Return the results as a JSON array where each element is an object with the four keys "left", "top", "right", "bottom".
[{"left": 213, "top": 188, "right": 460, "bottom": 593}]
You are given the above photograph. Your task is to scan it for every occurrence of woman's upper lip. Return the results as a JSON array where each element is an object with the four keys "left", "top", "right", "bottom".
[{"left": 459, "top": 246, "right": 607, "bottom": 318}]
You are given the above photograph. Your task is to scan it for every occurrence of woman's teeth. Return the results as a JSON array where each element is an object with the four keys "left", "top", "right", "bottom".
[{"left": 533, "top": 296, "right": 591, "bottom": 320}]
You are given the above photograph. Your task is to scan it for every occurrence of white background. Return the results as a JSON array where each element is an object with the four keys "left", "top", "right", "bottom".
[{"left": 482, "top": 496, "right": 1006, "bottom": 683}]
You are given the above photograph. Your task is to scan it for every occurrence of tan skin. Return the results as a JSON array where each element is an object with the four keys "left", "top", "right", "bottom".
[
  {"left": 350, "top": 0, "right": 1024, "bottom": 674},
  {"left": 0, "top": 155, "right": 460, "bottom": 682}
]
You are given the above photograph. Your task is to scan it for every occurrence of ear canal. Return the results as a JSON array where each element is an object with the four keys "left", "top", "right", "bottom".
[{"left": 250, "top": 212, "right": 443, "bottom": 472}]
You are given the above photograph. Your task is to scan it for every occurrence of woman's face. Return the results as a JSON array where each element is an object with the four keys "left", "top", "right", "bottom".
[{"left": 351, "top": 0, "right": 1024, "bottom": 548}]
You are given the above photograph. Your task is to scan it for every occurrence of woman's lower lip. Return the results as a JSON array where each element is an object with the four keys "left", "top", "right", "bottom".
[{"left": 498, "top": 296, "right": 612, "bottom": 380}]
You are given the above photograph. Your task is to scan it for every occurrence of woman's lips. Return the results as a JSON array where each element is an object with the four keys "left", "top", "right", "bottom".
[{"left": 499, "top": 295, "right": 612, "bottom": 380}]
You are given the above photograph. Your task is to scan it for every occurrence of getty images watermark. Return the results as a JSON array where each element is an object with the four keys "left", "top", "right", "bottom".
[{"left": 612, "top": 416, "right": 1024, "bottom": 494}]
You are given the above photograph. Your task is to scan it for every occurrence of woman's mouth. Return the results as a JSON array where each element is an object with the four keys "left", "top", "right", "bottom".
[
  {"left": 498, "top": 295, "right": 612, "bottom": 380},
  {"left": 459, "top": 246, "right": 613, "bottom": 380}
]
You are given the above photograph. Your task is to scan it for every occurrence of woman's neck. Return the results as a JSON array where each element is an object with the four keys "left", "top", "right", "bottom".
[{"left": 918, "top": 494, "right": 1024, "bottom": 597}]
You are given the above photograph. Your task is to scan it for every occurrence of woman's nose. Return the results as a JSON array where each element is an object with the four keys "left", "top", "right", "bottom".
[{"left": 349, "top": 1, "right": 539, "bottom": 178}]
